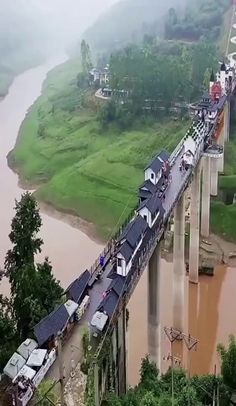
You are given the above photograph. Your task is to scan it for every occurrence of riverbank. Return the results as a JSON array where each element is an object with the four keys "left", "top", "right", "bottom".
[
  {"left": 8, "top": 57, "right": 189, "bottom": 239},
  {"left": 0, "top": 51, "right": 47, "bottom": 98}
]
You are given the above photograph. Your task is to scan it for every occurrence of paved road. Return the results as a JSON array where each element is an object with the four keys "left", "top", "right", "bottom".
[
  {"left": 47, "top": 264, "right": 112, "bottom": 382},
  {"left": 162, "top": 147, "right": 191, "bottom": 217}
]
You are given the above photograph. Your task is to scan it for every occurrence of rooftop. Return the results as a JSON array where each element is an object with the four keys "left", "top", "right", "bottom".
[
  {"left": 97, "top": 275, "right": 125, "bottom": 318},
  {"left": 17, "top": 338, "right": 38, "bottom": 360},
  {"left": 27, "top": 349, "right": 47, "bottom": 368},
  {"left": 33, "top": 304, "right": 70, "bottom": 346},
  {"left": 4, "top": 353, "right": 26, "bottom": 380},
  {"left": 145, "top": 150, "right": 170, "bottom": 174},
  {"left": 65, "top": 269, "right": 90, "bottom": 303},
  {"left": 119, "top": 241, "right": 134, "bottom": 262},
  {"left": 119, "top": 215, "right": 148, "bottom": 249},
  {"left": 13, "top": 364, "right": 36, "bottom": 383},
  {"left": 91, "top": 311, "right": 108, "bottom": 332},
  {"left": 138, "top": 194, "right": 164, "bottom": 216}
]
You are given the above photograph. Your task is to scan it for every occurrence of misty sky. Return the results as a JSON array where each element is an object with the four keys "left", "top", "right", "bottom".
[
  {"left": 0, "top": 0, "right": 119, "bottom": 50},
  {"left": 30, "top": 0, "right": 119, "bottom": 38}
]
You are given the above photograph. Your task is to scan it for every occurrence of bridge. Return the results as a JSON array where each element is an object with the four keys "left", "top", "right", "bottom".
[{"left": 85, "top": 40, "right": 236, "bottom": 406}]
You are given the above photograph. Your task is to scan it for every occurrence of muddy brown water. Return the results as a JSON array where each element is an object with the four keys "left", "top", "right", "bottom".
[
  {"left": 0, "top": 57, "right": 103, "bottom": 295},
  {"left": 128, "top": 263, "right": 236, "bottom": 385},
  {"left": 0, "top": 59, "right": 236, "bottom": 387}
]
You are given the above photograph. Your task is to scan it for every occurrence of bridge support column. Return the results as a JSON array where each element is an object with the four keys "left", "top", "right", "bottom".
[
  {"left": 173, "top": 193, "right": 185, "bottom": 332},
  {"left": 189, "top": 163, "right": 201, "bottom": 284},
  {"left": 217, "top": 131, "right": 224, "bottom": 173},
  {"left": 201, "top": 156, "right": 211, "bottom": 238},
  {"left": 148, "top": 244, "right": 161, "bottom": 371},
  {"left": 117, "top": 307, "right": 127, "bottom": 395},
  {"left": 210, "top": 158, "right": 218, "bottom": 196},
  {"left": 225, "top": 101, "right": 230, "bottom": 142}
]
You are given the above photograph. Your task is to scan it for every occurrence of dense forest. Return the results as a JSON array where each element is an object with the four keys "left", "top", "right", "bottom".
[{"left": 99, "top": 40, "right": 216, "bottom": 128}]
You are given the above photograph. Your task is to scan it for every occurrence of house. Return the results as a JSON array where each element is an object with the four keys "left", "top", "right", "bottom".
[
  {"left": 89, "top": 68, "right": 100, "bottom": 82},
  {"left": 89, "top": 64, "right": 110, "bottom": 86},
  {"left": 33, "top": 300, "right": 78, "bottom": 347},
  {"left": 100, "top": 65, "right": 110, "bottom": 85},
  {"left": 17, "top": 338, "right": 38, "bottom": 360},
  {"left": 4, "top": 353, "right": 26, "bottom": 380},
  {"left": 102, "top": 87, "right": 112, "bottom": 98},
  {"left": 64, "top": 269, "right": 90, "bottom": 304},
  {"left": 26, "top": 349, "right": 47, "bottom": 369},
  {"left": 91, "top": 275, "right": 125, "bottom": 333},
  {"left": 115, "top": 215, "right": 148, "bottom": 276},
  {"left": 137, "top": 194, "right": 165, "bottom": 228},
  {"left": 144, "top": 150, "right": 170, "bottom": 185}
]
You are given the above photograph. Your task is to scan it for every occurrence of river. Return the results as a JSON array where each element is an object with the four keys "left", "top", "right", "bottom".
[
  {"left": 1, "top": 59, "right": 236, "bottom": 388},
  {"left": 0, "top": 57, "right": 103, "bottom": 295}
]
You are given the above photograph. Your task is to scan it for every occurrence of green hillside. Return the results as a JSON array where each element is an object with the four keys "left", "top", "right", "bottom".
[{"left": 9, "top": 0, "right": 235, "bottom": 241}]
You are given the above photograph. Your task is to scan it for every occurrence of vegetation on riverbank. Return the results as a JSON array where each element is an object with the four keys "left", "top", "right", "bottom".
[
  {"left": 9, "top": 35, "right": 219, "bottom": 239},
  {"left": 8, "top": 0, "right": 235, "bottom": 241},
  {"left": 87, "top": 340, "right": 236, "bottom": 406},
  {"left": 9, "top": 48, "right": 192, "bottom": 239},
  {"left": 0, "top": 193, "right": 62, "bottom": 370}
]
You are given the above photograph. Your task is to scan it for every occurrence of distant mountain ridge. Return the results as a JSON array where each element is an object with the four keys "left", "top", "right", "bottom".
[{"left": 83, "top": 0, "right": 187, "bottom": 51}]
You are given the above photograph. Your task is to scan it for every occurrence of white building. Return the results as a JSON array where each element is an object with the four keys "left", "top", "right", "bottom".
[
  {"left": 137, "top": 194, "right": 164, "bottom": 228},
  {"left": 116, "top": 215, "right": 148, "bottom": 276},
  {"left": 144, "top": 150, "right": 170, "bottom": 185}
]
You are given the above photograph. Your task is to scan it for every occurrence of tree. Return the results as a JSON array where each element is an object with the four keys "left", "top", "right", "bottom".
[
  {"left": 176, "top": 386, "right": 201, "bottom": 406},
  {"left": 140, "top": 392, "right": 158, "bottom": 406},
  {"left": 0, "top": 295, "right": 16, "bottom": 370},
  {"left": 5, "top": 193, "right": 63, "bottom": 340},
  {"left": 35, "top": 379, "right": 58, "bottom": 405},
  {"left": 218, "top": 335, "right": 236, "bottom": 390},
  {"left": 81, "top": 39, "right": 92, "bottom": 74},
  {"left": 5, "top": 192, "right": 43, "bottom": 290}
]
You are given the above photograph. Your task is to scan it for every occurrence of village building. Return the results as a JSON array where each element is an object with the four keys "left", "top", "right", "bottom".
[
  {"left": 137, "top": 194, "right": 164, "bottom": 228},
  {"left": 17, "top": 339, "right": 38, "bottom": 361},
  {"left": 144, "top": 150, "right": 170, "bottom": 185},
  {"left": 33, "top": 300, "right": 78, "bottom": 348},
  {"left": 89, "top": 64, "right": 110, "bottom": 86},
  {"left": 91, "top": 275, "right": 125, "bottom": 333},
  {"left": 115, "top": 215, "right": 148, "bottom": 277},
  {"left": 65, "top": 269, "right": 90, "bottom": 304},
  {"left": 139, "top": 150, "right": 170, "bottom": 202}
]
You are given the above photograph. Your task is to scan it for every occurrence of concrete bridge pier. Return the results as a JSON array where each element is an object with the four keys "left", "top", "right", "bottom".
[
  {"left": 173, "top": 193, "right": 185, "bottom": 332},
  {"left": 210, "top": 157, "right": 218, "bottom": 196},
  {"left": 189, "top": 162, "right": 201, "bottom": 284},
  {"left": 218, "top": 102, "right": 229, "bottom": 173},
  {"left": 117, "top": 307, "right": 127, "bottom": 395},
  {"left": 225, "top": 101, "right": 230, "bottom": 142},
  {"left": 201, "top": 156, "right": 211, "bottom": 238},
  {"left": 148, "top": 244, "right": 161, "bottom": 371}
]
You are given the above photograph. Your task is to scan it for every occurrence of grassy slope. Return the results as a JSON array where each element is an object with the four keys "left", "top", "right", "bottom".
[{"left": 10, "top": 57, "right": 188, "bottom": 238}]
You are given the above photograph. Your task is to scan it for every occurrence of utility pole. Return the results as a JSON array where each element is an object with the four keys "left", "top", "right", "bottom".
[
  {"left": 58, "top": 332, "right": 65, "bottom": 406},
  {"left": 164, "top": 327, "right": 182, "bottom": 406},
  {"left": 164, "top": 327, "right": 198, "bottom": 406}
]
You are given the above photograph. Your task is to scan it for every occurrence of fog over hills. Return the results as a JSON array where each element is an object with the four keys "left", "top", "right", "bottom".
[
  {"left": 83, "top": 0, "right": 188, "bottom": 51},
  {"left": 0, "top": 0, "right": 119, "bottom": 94}
]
